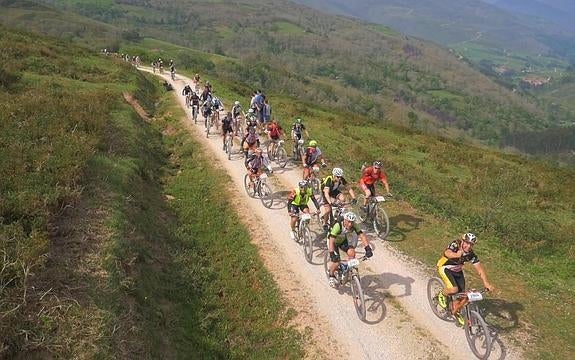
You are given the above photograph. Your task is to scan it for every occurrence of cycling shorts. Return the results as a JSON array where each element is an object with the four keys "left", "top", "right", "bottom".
[
  {"left": 288, "top": 203, "right": 309, "bottom": 215},
  {"left": 360, "top": 182, "right": 376, "bottom": 195},
  {"left": 438, "top": 267, "right": 466, "bottom": 293}
]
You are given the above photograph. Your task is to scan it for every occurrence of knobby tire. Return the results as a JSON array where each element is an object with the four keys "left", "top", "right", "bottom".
[
  {"left": 302, "top": 225, "right": 313, "bottom": 263},
  {"left": 426, "top": 277, "right": 452, "bottom": 321},
  {"left": 351, "top": 274, "right": 366, "bottom": 321},
  {"left": 465, "top": 310, "right": 493, "bottom": 359}
]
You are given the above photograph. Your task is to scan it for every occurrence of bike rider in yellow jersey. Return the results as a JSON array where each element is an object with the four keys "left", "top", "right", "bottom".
[
  {"left": 320, "top": 167, "right": 357, "bottom": 232},
  {"left": 287, "top": 180, "right": 320, "bottom": 240},
  {"left": 436, "top": 233, "right": 495, "bottom": 326},
  {"left": 327, "top": 212, "right": 372, "bottom": 288}
]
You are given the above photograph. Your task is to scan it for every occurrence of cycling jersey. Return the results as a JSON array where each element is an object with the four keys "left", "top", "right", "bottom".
[
  {"left": 222, "top": 116, "right": 233, "bottom": 132},
  {"left": 321, "top": 175, "right": 348, "bottom": 196},
  {"left": 190, "top": 94, "right": 200, "bottom": 106},
  {"left": 246, "top": 154, "right": 268, "bottom": 172},
  {"left": 303, "top": 147, "right": 322, "bottom": 165},
  {"left": 232, "top": 105, "right": 242, "bottom": 117},
  {"left": 182, "top": 86, "right": 192, "bottom": 95},
  {"left": 360, "top": 166, "right": 387, "bottom": 185},
  {"left": 329, "top": 221, "right": 363, "bottom": 247},
  {"left": 436, "top": 239, "right": 480, "bottom": 272},
  {"left": 267, "top": 123, "right": 282, "bottom": 139},
  {"left": 288, "top": 187, "right": 315, "bottom": 206}
]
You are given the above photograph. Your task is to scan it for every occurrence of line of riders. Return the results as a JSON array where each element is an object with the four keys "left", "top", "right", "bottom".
[{"left": 180, "top": 76, "right": 496, "bottom": 328}]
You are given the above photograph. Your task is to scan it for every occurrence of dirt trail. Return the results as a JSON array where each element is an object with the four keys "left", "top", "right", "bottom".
[{"left": 141, "top": 69, "right": 521, "bottom": 360}]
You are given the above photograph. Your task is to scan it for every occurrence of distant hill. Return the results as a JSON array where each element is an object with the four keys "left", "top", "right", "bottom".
[
  {"left": 2, "top": 0, "right": 573, "bottom": 158},
  {"left": 489, "top": 0, "right": 575, "bottom": 31}
]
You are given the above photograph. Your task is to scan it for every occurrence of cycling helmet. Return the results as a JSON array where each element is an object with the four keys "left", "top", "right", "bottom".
[
  {"left": 332, "top": 167, "right": 344, "bottom": 177},
  {"left": 296, "top": 118, "right": 302, "bottom": 124},
  {"left": 463, "top": 233, "right": 477, "bottom": 244},
  {"left": 248, "top": 108, "right": 254, "bottom": 113},
  {"left": 373, "top": 160, "right": 383, "bottom": 168},
  {"left": 343, "top": 212, "right": 357, "bottom": 222},
  {"left": 234, "top": 101, "right": 240, "bottom": 106},
  {"left": 298, "top": 180, "right": 308, "bottom": 189},
  {"left": 309, "top": 140, "right": 318, "bottom": 147}
]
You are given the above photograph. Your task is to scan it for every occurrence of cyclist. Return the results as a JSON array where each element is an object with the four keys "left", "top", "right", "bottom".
[
  {"left": 327, "top": 212, "right": 373, "bottom": 288},
  {"left": 245, "top": 108, "right": 258, "bottom": 132},
  {"left": 287, "top": 180, "right": 320, "bottom": 240},
  {"left": 291, "top": 118, "right": 309, "bottom": 142},
  {"left": 190, "top": 91, "right": 200, "bottom": 120},
  {"left": 359, "top": 160, "right": 391, "bottom": 212},
  {"left": 182, "top": 84, "right": 193, "bottom": 107},
  {"left": 266, "top": 119, "right": 284, "bottom": 157},
  {"left": 169, "top": 62, "right": 176, "bottom": 80},
  {"left": 202, "top": 99, "right": 213, "bottom": 128},
  {"left": 232, "top": 101, "right": 243, "bottom": 134},
  {"left": 221, "top": 112, "right": 234, "bottom": 151},
  {"left": 246, "top": 148, "right": 272, "bottom": 189},
  {"left": 320, "top": 167, "right": 357, "bottom": 232},
  {"left": 241, "top": 126, "right": 260, "bottom": 158},
  {"left": 212, "top": 96, "right": 223, "bottom": 130},
  {"left": 302, "top": 140, "right": 326, "bottom": 180},
  {"left": 436, "top": 233, "right": 495, "bottom": 326}
]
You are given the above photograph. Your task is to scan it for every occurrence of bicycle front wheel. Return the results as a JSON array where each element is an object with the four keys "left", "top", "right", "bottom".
[
  {"left": 301, "top": 225, "right": 314, "bottom": 263},
  {"left": 426, "top": 277, "right": 451, "bottom": 321},
  {"left": 244, "top": 174, "right": 255, "bottom": 198},
  {"left": 310, "top": 178, "right": 321, "bottom": 197},
  {"left": 350, "top": 274, "right": 366, "bottom": 321},
  {"left": 260, "top": 183, "right": 274, "bottom": 208},
  {"left": 465, "top": 310, "right": 493, "bottom": 359},
  {"left": 266, "top": 142, "right": 275, "bottom": 161},
  {"left": 373, "top": 206, "right": 390, "bottom": 240},
  {"left": 351, "top": 194, "right": 368, "bottom": 223},
  {"left": 277, "top": 147, "right": 288, "bottom": 168}
]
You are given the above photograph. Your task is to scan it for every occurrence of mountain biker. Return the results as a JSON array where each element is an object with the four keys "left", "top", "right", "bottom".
[
  {"left": 287, "top": 180, "right": 320, "bottom": 240},
  {"left": 190, "top": 91, "right": 200, "bottom": 109},
  {"left": 359, "top": 160, "right": 391, "bottom": 212},
  {"left": 436, "top": 233, "right": 495, "bottom": 326},
  {"left": 245, "top": 148, "right": 272, "bottom": 187},
  {"left": 182, "top": 85, "right": 193, "bottom": 107},
  {"left": 327, "top": 212, "right": 372, "bottom": 288},
  {"left": 320, "top": 167, "right": 357, "bottom": 231},
  {"left": 212, "top": 96, "right": 223, "bottom": 128},
  {"left": 266, "top": 119, "right": 284, "bottom": 156},
  {"left": 245, "top": 108, "right": 258, "bottom": 132},
  {"left": 291, "top": 118, "right": 309, "bottom": 142},
  {"left": 241, "top": 126, "right": 260, "bottom": 158},
  {"left": 302, "top": 140, "right": 326, "bottom": 180},
  {"left": 194, "top": 73, "right": 200, "bottom": 83},
  {"left": 232, "top": 101, "right": 243, "bottom": 134},
  {"left": 221, "top": 112, "right": 234, "bottom": 151},
  {"left": 202, "top": 99, "right": 213, "bottom": 127}
]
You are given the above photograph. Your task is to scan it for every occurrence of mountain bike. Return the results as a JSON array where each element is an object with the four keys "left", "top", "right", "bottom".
[
  {"left": 351, "top": 194, "right": 390, "bottom": 240},
  {"left": 306, "top": 164, "right": 322, "bottom": 197},
  {"left": 170, "top": 70, "right": 175, "bottom": 81},
  {"left": 266, "top": 139, "right": 288, "bottom": 168},
  {"left": 427, "top": 277, "right": 493, "bottom": 359},
  {"left": 323, "top": 254, "right": 368, "bottom": 320},
  {"left": 191, "top": 104, "right": 199, "bottom": 124},
  {"left": 292, "top": 138, "right": 305, "bottom": 161},
  {"left": 233, "top": 115, "right": 243, "bottom": 136},
  {"left": 205, "top": 112, "right": 215, "bottom": 138},
  {"left": 291, "top": 212, "right": 317, "bottom": 263},
  {"left": 323, "top": 200, "right": 353, "bottom": 232},
  {"left": 224, "top": 133, "right": 233, "bottom": 160},
  {"left": 244, "top": 172, "right": 274, "bottom": 208}
]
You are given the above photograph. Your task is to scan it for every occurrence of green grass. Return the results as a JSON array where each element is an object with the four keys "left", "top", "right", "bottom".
[
  {"left": 271, "top": 21, "right": 305, "bottom": 34},
  {"left": 0, "top": 26, "right": 302, "bottom": 358}
]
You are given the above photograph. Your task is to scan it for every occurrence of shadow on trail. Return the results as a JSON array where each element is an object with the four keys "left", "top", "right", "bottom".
[
  {"left": 385, "top": 213, "right": 424, "bottom": 242},
  {"left": 306, "top": 228, "right": 327, "bottom": 266},
  {"left": 265, "top": 190, "right": 289, "bottom": 210},
  {"left": 362, "top": 272, "right": 415, "bottom": 299},
  {"left": 481, "top": 298, "right": 524, "bottom": 359}
]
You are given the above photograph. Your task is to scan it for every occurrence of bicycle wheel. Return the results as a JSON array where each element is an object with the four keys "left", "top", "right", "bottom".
[
  {"left": 244, "top": 174, "right": 255, "bottom": 198},
  {"left": 277, "top": 147, "right": 288, "bottom": 168},
  {"left": 302, "top": 225, "right": 314, "bottom": 263},
  {"left": 426, "top": 277, "right": 451, "bottom": 321},
  {"left": 350, "top": 274, "right": 366, "bottom": 320},
  {"left": 465, "top": 310, "right": 493, "bottom": 359},
  {"left": 260, "top": 183, "right": 274, "bottom": 208},
  {"left": 310, "top": 178, "right": 321, "bottom": 197},
  {"left": 226, "top": 138, "right": 232, "bottom": 160},
  {"left": 373, "top": 206, "right": 390, "bottom": 240},
  {"left": 266, "top": 142, "right": 275, "bottom": 161}
]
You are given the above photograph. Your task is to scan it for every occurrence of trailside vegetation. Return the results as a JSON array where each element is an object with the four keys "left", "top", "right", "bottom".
[{"left": 0, "top": 26, "right": 302, "bottom": 358}]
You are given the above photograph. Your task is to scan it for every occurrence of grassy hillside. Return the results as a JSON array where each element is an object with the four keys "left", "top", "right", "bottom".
[
  {"left": 9, "top": 0, "right": 574, "bottom": 156},
  {"left": 0, "top": 26, "right": 302, "bottom": 358}
]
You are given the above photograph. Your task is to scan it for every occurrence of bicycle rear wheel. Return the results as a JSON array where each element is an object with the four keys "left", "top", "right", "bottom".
[
  {"left": 350, "top": 274, "right": 366, "bottom": 321},
  {"left": 277, "top": 147, "right": 288, "bottom": 168},
  {"left": 465, "top": 310, "right": 493, "bottom": 359},
  {"left": 226, "top": 138, "right": 232, "bottom": 160},
  {"left": 260, "top": 183, "right": 274, "bottom": 208},
  {"left": 322, "top": 250, "right": 331, "bottom": 279},
  {"left": 266, "top": 142, "right": 275, "bottom": 161},
  {"left": 302, "top": 225, "right": 314, "bottom": 263},
  {"left": 310, "top": 178, "right": 321, "bottom": 197},
  {"left": 373, "top": 206, "right": 390, "bottom": 240},
  {"left": 426, "top": 277, "right": 451, "bottom": 321},
  {"left": 244, "top": 174, "right": 255, "bottom": 198}
]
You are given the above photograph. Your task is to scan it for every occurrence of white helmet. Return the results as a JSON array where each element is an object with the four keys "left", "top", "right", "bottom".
[
  {"left": 463, "top": 233, "right": 477, "bottom": 244},
  {"left": 343, "top": 212, "right": 357, "bottom": 222},
  {"left": 332, "top": 167, "right": 343, "bottom": 177},
  {"left": 234, "top": 101, "right": 240, "bottom": 106},
  {"left": 248, "top": 108, "right": 254, "bottom": 113}
]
